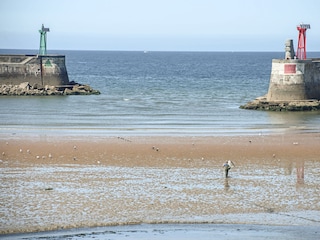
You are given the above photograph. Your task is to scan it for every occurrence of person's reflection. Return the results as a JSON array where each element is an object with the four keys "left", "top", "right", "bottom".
[
  {"left": 224, "top": 178, "right": 230, "bottom": 191},
  {"left": 296, "top": 160, "right": 305, "bottom": 185}
]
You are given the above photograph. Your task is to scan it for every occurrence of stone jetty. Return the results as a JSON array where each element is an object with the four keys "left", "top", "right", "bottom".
[
  {"left": 0, "top": 25, "right": 100, "bottom": 96},
  {"left": 241, "top": 39, "right": 320, "bottom": 111}
]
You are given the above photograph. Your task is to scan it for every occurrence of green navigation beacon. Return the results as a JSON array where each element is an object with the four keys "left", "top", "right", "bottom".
[{"left": 39, "top": 24, "right": 50, "bottom": 55}]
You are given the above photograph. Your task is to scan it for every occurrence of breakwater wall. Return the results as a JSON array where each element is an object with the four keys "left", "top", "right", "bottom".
[
  {"left": 0, "top": 54, "right": 100, "bottom": 96},
  {"left": 241, "top": 37, "right": 320, "bottom": 111},
  {"left": 267, "top": 58, "right": 320, "bottom": 101},
  {"left": 241, "top": 57, "right": 320, "bottom": 111},
  {"left": 0, "top": 54, "right": 69, "bottom": 86}
]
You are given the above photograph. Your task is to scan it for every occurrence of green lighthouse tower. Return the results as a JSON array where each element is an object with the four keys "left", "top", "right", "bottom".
[{"left": 39, "top": 24, "right": 50, "bottom": 55}]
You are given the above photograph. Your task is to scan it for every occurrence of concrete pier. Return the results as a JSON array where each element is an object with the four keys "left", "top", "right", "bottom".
[
  {"left": 0, "top": 25, "right": 100, "bottom": 96},
  {"left": 267, "top": 58, "right": 320, "bottom": 101},
  {"left": 0, "top": 54, "right": 69, "bottom": 86},
  {"left": 0, "top": 54, "right": 100, "bottom": 96},
  {"left": 241, "top": 40, "right": 320, "bottom": 111}
]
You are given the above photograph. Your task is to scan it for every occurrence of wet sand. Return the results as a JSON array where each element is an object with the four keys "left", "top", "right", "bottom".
[{"left": 1, "top": 134, "right": 320, "bottom": 238}]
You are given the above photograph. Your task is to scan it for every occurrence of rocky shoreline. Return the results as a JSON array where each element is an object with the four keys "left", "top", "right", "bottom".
[
  {"left": 240, "top": 95, "right": 320, "bottom": 111},
  {"left": 0, "top": 81, "right": 100, "bottom": 96}
]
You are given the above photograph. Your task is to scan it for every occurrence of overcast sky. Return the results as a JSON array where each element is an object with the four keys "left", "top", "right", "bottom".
[{"left": 1, "top": 0, "right": 319, "bottom": 51}]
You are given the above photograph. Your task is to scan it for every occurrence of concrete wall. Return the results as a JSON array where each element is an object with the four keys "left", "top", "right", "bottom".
[
  {"left": 0, "top": 55, "right": 69, "bottom": 86},
  {"left": 267, "top": 59, "right": 320, "bottom": 101}
]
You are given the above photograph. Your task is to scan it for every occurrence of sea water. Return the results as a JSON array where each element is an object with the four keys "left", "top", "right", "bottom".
[{"left": 1, "top": 50, "right": 320, "bottom": 138}]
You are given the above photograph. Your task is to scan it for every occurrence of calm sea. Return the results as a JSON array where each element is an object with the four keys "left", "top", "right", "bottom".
[{"left": 1, "top": 50, "right": 320, "bottom": 138}]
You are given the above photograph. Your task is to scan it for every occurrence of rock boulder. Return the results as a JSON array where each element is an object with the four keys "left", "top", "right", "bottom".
[{"left": 0, "top": 82, "right": 100, "bottom": 96}]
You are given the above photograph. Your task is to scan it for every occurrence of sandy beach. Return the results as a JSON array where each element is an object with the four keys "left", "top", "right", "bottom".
[{"left": 1, "top": 133, "right": 320, "bottom": 238}]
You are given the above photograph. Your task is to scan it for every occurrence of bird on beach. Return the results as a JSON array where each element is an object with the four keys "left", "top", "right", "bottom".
[{"left": 152, "top": 146, "right": 159, "bottom": 151}]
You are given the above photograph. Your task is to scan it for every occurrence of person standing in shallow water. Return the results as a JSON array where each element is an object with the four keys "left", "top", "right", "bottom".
[{"left": 223, "top": 160, "right": 235, "bottom": 178}]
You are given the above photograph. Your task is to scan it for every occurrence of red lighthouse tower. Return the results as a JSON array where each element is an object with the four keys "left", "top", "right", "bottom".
[{"left": 296, "top": 23, "right": 310, "bottom": 60}]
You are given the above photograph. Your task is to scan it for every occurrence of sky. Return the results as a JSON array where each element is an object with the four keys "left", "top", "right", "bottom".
[{"left": 0, "top": 0, "right": 319, "bottom": 51}]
